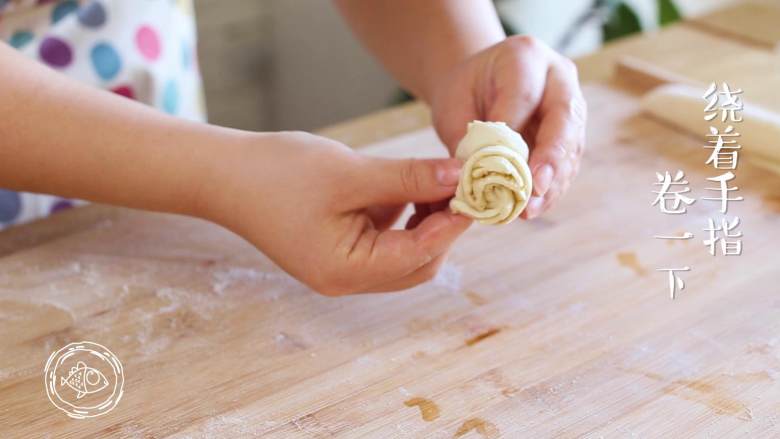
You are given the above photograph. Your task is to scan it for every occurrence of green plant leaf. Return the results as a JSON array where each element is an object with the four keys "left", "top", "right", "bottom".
[
  {"left": 600, "top": 0, "right": 624, "bottom": 8},
  {"left": 500, "top": 16, "right": 521, "bottom": 36},
  {"left": 658, "top": 0, "right": 682, "bottom": 26},
  {"left": 602, "top": 3, "right": 642, "bottom": 42},
  {"left": 392, "top": 89, "right": 414, "bottom": 105}
]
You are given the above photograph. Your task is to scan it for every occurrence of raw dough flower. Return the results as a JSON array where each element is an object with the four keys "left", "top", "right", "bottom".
[{"left": 449, "top": 121, "right": 533, "bottom": 225}]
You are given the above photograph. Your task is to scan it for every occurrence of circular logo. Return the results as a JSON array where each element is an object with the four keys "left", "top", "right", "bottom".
[{"left": 44, "top": 341, "right": 124, "bottom": 419}]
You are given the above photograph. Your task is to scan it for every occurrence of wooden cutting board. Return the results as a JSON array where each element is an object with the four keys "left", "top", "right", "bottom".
[
  {"left": 1, "top": 79, "right": 779, "bottom": 437},
  {"left": 689, "top": 0, "right": 780, "bottom": 50},
  {"left": 578, "top": 24, "right": 780, "bottom": 113}
]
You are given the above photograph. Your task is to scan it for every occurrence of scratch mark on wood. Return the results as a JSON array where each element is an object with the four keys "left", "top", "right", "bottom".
[
  {"left": 465, "top": 328, "right": 501, "bottom": 347},
  {"left": 481, "top": 368, "right": 517, "bottom": 399},
  {"left": 464, "top": 291, "right": 488, "bottom": 306},
  {"left": 620, "top": 367, "right": 665, "bottom": 382},
  {"left": 622, "top": 368, "right": 770, "bottom": 421},
  {"left": 663, "top": 373, "right": 771, "bottom": 421},
  {"left": 274, "top": 331, "right": 308, "bottom": 353},
  {"left": 746, "top": 343, "right": 771, "bottom": 355},
  {"left": 664, "top": 379, "right": 749, "bottom": 419},
  {"left": 291, "top": 413, "right": 336, "bottom": 437},
  {"left": 412, "top": 351, "right": 427, "bottom": 360}
]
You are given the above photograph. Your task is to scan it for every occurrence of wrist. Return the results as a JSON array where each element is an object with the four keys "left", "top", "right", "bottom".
[
  {"left": 191, "top": 130, "right": 300, "bottom": 233},
  {"left": 187, "top": 128, "right": 263, "bottom": 224}
]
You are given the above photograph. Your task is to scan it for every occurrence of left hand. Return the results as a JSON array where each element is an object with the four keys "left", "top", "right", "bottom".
[
  {"left": 428, "top": 35, "right": 587, "bottom": 220},
  {"left": 200, "top": 131, "right": 471, "bottom": 295}
]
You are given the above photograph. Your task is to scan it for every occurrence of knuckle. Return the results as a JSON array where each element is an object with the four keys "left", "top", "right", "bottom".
[
  {"left": 507, "top": 34, "right": 541, "bottom": 53},
  {"left": 516, "top": 86, "right": 536, "bottom": 105},
  {"left": 400, "top": 159, "right": 423, "bottom": 195},
  {"left": 559, "top": 57, "right": 579, "bottom": 75},
  {"left": 565, "top": 161, "right": 576, "bottom": 182},
  {"left": 570, "top": 96, "right": 588, "bottom": 125},
  {"left": 560, "top": 157, "right": 574, "bottom": 177},
  {"left": 546, "top": 143, "right": 568, "bottom": 162},
  {"left": 565, "top": 158, "right": 576, "bottom": 177},
  {"left": 546, "top": 185, "right": 562, "bottom": 204},
  {"left": 554, "top": 97, "right": 587, "bottom": 127},
  {"left": 575, "top": 139, "right": 585, "bottom": 158},
  {"left": 570, "top": 164, "right": 580, "bottom": 182}
]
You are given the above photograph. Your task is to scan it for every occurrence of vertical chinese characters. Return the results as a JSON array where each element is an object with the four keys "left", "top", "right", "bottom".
[
  {"left": 651, "top": 82, "right": 745, "bottom": 299},
  {"left": 702, "top": 83, "right": 744, "bottom": 257}
]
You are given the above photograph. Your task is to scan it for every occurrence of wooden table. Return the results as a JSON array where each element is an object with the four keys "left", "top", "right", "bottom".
[{"left": 2, "top": 2, "right": 780, "bottom": 437}]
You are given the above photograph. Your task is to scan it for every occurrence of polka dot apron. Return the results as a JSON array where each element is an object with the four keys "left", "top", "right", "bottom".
[{"left": 0, "top": 0, "right": 206, "bottom": 228}]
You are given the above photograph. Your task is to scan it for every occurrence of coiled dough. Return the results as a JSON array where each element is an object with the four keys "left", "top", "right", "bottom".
[{"left": 449, "top": 121, "right": 533, "bottom": 225}]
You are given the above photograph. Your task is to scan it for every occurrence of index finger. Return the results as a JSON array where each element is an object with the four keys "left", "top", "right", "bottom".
[
  {"left": 348, "top": 210, "right": 472, "bottom": 293},
  {"left": 524, "top": 59, "right": 587, "bottom": 217}
]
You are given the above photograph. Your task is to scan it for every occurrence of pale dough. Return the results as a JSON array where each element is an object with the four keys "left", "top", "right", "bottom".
[
  {"left": 641, "top": 83, "right": 780, "bottom": 175},
  {"left": 449, "top": 121, "right": 533, "bottom": 225}
]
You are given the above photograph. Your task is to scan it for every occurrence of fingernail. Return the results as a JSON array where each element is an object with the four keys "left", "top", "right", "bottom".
[
  {"left": 436, "top": 164, "right": 461, "bottom": 186},
  {"left": 525, "top": 196, "right": 545, "bottom": 219},
  {"left": 533, "top": 164, "right": 553, "bottom": 196}
]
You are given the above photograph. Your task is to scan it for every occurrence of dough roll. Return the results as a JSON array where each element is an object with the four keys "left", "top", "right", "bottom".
[
  {"left": 641, "top": 83, "right": 780, "bottom": 175},
  {"left": 449, "top": 121, "right": 533, "bottom": 225}
]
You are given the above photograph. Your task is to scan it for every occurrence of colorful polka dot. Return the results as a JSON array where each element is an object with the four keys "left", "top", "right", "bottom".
[
  {"left": 9, "top": 30, "right": 34, "bottom": 49},
  {"left": 51, "top": 0, "right": 79, "bottom": 24},
  {"left": 135, "top": 25, "right": 161, "bottom": 61},
  {"left": 50, "top": 199, "right": 74, "bottom": 215},
  {"left": 162, "top": 80, "right": 179, "bottom": 114},
  {"left": 39, "top": 37, "right": 73, "bottom": 68},
  {"left": 1, "top": 0, "right": 207, "bottom": 227},
  {"left": 181, "top": 40, "right": 192, "bottom": 70},
  {"left": 78, "top": 1, "right": 107, "bottom": 28},
  {"left": 91, "top": 42, "right": 121, "bottom": 80},
  {"left": 0, "top": 190, "right": 22, "bottom": 223},
  {"left": 111, "top": 85, "right": 135, "bottom": 99}
]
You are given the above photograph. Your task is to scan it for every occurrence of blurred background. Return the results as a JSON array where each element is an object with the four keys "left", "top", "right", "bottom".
[{"left": 194, "top": 0, "right": 741, "bottom": 133}]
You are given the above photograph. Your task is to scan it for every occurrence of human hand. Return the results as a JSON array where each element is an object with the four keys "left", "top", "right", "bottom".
[
  {"left": 429, "top": 35, "right": 587, "bottom": 219},
  {"left": 200, "top": 132, "right": 472, "bottom": 296}
]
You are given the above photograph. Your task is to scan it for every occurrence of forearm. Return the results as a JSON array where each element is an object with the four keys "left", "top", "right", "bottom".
[
  {"left": 334, "top": 0, "right": 505, "bottom": 103},
  {"left": 0, "top": 42, "right": 245, "bottom": 217}
]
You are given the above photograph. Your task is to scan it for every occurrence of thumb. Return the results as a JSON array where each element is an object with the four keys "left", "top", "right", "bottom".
[{"left": 356, "top": 157, "right": 462, "bottom": 205}]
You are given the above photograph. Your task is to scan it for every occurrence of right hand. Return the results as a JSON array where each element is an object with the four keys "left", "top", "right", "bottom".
[
  {"left": 429, "top": 35, "right": 587, "bottom": 219},
  {"left": 199, "top": 131, "right": 472, "bottom": 296}
]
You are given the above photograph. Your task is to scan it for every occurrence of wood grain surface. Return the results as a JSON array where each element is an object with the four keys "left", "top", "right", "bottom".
[
  {"left": 2, "top": 4, "right": 780, "bottom": 438},
  {"left": 578, "top": 23, "right": 780, "bottom": 113},
  {"left": 689, "top": 1, "right": 780, "bottom": 50}
]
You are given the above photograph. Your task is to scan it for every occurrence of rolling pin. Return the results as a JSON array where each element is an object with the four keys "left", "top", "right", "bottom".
[{"left": 615, "top": 57, "right": 780, "bottom": 175}]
